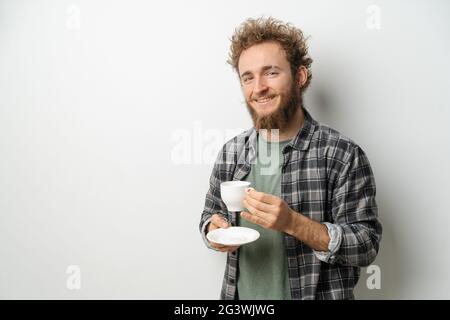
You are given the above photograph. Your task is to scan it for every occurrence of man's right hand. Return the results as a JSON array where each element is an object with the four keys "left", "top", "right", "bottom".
[{"left": 207, "top": 214, "right": 240, "bottom": 253}]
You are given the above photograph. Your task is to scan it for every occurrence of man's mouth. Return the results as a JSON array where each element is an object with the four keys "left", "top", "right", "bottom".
[{"left": 254, "top": 95, "right": 276, "bottom": 106}]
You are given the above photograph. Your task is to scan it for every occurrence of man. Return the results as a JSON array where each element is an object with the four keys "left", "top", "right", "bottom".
[{"left": 199, "top": 17, "right": 382, "bottom": 300}]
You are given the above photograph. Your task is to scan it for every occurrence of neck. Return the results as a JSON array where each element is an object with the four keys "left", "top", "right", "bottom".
[{"left": 260, "top": 107, "right": 305, "bottom": 142}]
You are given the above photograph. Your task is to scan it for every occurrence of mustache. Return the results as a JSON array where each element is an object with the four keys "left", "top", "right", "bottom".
[{"left": 250, "top": 92, "right": 277, "bottom": 101}]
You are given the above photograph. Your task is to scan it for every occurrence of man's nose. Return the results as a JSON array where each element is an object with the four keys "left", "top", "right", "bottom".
[{"left": 253, "top": 77, "right": 268, "bottom": 95}]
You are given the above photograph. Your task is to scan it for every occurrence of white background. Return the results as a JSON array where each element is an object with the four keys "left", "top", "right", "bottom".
[{"left": 1, "top": 0, "right": 449, "bottom": 299}]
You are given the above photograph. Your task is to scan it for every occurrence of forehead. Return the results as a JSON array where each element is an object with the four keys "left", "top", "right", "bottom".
[{"left": 238, "top": 41, "right": 290, "bottom": 74}]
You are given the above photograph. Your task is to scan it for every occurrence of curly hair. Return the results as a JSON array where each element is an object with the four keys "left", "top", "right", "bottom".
[{"left": 228, "top": 16, "right": 313, "bottom": 90}]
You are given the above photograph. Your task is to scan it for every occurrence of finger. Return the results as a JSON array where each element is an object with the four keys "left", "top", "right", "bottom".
[
  {"left": 210, "top": 242, "right": 226, "bottom": 249},
  {"left": 240, "top": 211, "right": 269, "bottom": 228},
  {"left": 243, "top": 199, "right": 270, "bottom": 222},
  {"left": 208, "top": 220, "right": 223, "bottom": 233},
  {"left": 219, "top": 246, "right": 239, "bottom": 253},
  {"left": 217, "top": 245, "right": 229, "bottom": 252},
  {"left": 211, "top": 214, "right": 229, "bottom": 228},
  {"left": 246, "top": 189, "right": 278, "bottom": 204},
  {"left": 244, "top": 195, "right": 274, "bottom": 213}
]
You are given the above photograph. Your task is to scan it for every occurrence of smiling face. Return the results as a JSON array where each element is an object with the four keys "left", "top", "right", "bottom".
[{"left": 238, "top": 41, "right": 301, "bottom": 130}]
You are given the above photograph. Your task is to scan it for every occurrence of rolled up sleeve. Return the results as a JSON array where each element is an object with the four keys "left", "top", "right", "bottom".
[{"left": 326, "top": 146, "right": 382, "bottom": 267}]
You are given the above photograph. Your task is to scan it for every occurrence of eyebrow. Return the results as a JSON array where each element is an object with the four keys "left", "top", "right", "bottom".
[{"left": 240, "top": 65, "right": 282, "bottom": 78}]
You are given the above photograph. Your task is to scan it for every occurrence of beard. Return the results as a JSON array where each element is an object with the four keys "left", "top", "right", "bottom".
[{"left": 245, "top": 80, "right": 302, "bottom": 131}]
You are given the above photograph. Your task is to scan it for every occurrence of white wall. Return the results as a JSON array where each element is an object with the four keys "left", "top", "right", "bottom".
[{"left": 1, "top": 0, "right": 449, "bottom": 299}]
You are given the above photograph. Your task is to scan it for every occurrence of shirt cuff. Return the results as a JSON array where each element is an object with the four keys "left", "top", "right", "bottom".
[
  {"left": 201, "top": 216, "right": 221, "bottom": 251},
  {"left": 313, "top": 222, "right": 343, "bottom": 263}
]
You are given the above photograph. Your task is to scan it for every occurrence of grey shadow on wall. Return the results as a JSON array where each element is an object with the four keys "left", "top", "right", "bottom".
[{"left": 307, "top": 82, "right": 406, "bottom": 299}]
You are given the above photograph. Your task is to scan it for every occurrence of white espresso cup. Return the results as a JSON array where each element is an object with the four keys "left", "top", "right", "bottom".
[{"left": 220, "top": 181, "right": 252, "bottom": 212}]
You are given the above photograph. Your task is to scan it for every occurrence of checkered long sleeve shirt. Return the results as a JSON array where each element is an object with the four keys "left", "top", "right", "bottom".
[{"left": 199, "top": 109, "right": 382, "bottom": 300}]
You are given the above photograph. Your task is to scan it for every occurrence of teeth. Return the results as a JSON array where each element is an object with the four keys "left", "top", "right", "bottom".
[{"left": 256, "top": 96, "right": 274, "bottom": 103}]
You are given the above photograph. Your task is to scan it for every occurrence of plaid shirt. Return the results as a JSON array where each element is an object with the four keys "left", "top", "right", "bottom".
[{"left": 199, "top": 108, "right": 382, "bottom": 300}]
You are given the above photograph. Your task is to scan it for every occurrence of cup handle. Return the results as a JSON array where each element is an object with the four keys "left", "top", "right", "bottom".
[{"left": 245, "top": 187, "right": 255, "bottom": 193}]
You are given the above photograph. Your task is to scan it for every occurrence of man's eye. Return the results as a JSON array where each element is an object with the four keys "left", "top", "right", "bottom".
[
  {"left": 267, "top": 72, "right": 278, "bottom": 76},
  {"left": 242, "top": 77, "right": 253, "bottom": 83}
]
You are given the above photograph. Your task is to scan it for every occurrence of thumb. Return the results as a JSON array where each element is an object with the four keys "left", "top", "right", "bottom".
[
  {"left": 216, "top": 215, "right": 229, "bottom": 228},
  {"left": 220, "top": 217, "right": 229, "bottom": 228}
]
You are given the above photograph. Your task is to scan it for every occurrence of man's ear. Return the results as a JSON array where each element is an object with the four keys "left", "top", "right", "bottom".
[{"left": 296, "top": 66, "right": 308, "bottom": 88}]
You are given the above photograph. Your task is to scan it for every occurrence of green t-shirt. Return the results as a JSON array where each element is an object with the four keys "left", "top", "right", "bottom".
[{"left": 237, "top": 135, "right": 292, "bottom": 300}]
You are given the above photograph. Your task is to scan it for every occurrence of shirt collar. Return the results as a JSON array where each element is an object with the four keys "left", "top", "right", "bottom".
[{"left": 290, "top": 107, "right": 317, "bottom": 151}]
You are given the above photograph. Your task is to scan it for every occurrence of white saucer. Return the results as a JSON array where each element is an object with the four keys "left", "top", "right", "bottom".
[{"left": 207, "top": 227, "right": 260, "bottom": 246}]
